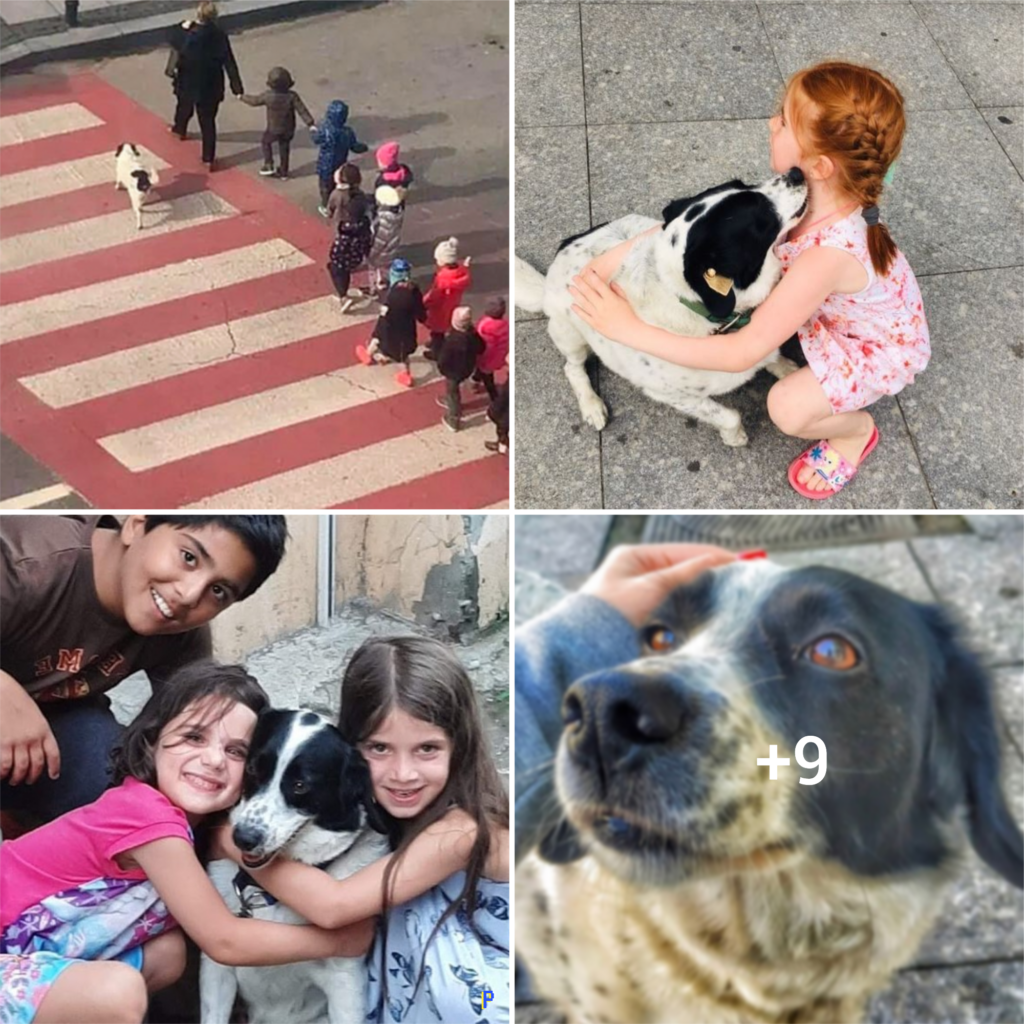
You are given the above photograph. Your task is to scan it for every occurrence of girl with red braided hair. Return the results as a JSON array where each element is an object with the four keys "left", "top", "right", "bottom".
[{"left": 569, "top": 62, "right": 929, "bottom": 500}]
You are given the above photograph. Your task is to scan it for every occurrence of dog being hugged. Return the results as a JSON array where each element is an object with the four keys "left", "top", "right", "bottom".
[
  {"left": 517, "top": 560, "right": 1024, "bottom": 1024},
  {"left": 515, "top": 169, "right": 809, "bottom": 446},
  {"left": 200, "top": 709, "right": 389, "bottom": 1024},
  {"left": 114, "top": 143, "right": 160, "bottom": 230}
]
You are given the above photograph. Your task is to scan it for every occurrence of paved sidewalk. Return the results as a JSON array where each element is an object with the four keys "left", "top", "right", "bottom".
[
  {"left": 514, "top": 513, "right": 1024, "bottom": 1024},
  {"left": 514, "top": 0, "right": 1024, "bottom": 510},
  {"left": 0, "top": 0, "right": 351, "bottom": 70}
]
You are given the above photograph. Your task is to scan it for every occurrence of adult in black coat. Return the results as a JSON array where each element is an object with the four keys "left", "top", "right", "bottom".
[{"left": 166, "top": 2, "right": 243, "bottom": 169}]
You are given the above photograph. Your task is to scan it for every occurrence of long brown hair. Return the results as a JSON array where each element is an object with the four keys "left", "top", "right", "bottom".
[
  {"left": 785, "top": 61, "right": 905, "bottom": 276},
  {"left": 110, "top": 660, "right": 268, "bottom": 789},
  {"left": 338, "top": 636, "right": 508, "bottom": 998}
]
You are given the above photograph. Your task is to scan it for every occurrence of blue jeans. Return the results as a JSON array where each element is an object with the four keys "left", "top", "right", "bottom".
[{"left": 1, "top": 696, "right": 124, "bottom": 824}]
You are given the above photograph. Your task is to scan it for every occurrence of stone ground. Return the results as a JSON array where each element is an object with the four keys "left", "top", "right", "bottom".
[
  {"left": 514, "top": 0, "right": 1023, "bottom": 510},
  {"left": 514, "top": 513, "right": 1023, "bottom": 1024}
]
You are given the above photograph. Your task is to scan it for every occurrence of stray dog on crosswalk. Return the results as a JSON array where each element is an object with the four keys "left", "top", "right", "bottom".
[{"left": 114, "top": 143, "right": 160, "bottom": 230}]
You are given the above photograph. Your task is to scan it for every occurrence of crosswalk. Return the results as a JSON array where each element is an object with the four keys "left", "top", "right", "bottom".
[{"left": 0, "top": 73, "right": 507, "bottom": 509}]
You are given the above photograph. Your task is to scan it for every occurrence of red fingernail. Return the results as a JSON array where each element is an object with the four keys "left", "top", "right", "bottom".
[{"left": 738, "top": 549, "right": 767, "bottom": 560}]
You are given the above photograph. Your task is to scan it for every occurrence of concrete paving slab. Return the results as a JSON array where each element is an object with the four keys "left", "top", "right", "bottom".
[
  {"left": 514, "top": 512, "right": 611, "bottom": 586},
  {"left": 910, "top": 528, "right": 1024, "bottom": 665},
  {"left": 760, "top": 1, "right": 974, "bottom": 110},
  {"left": 867, "top": 960, "right": 1024, "bottom": 1024},
  {"left": 597, "top": 369, "right": 932, "bottom": 509},
  {"left": 514, "top": 124, "right": 591, "bottom": 279},
  {"left": 580, "top": 2, "right": 782, "bottom": 125},
  {"left": 891, "top": 109, "right": 1024, "bottom": 276},
  {"left": 996, "top": 665, "right": 1024, "bottom": 751},
  {"left": 902, "top": 268, "right": 1024, "bottom": 510},
  {"left": 981, "top": 106, "right": 1024, "bottom": 177},
  {"left": 915, "top": 1, "right": 1024, "bottom": 108},
  {"left": 516, "top": 319, "right": 604, "bottom": 508},
  {"left": 515, "top": 2, "right": 583, "bottom": 127}
]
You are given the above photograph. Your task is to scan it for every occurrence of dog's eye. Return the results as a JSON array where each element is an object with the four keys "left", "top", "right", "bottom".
[
  {"left": 805, "top": 636, "right": 859, "bottom": 671},
  {"left": 643, "top": 625, "right": 677, "bottom": 654},
  {"left": 292, "top": 779, "right": 308, "bottom": 794}
]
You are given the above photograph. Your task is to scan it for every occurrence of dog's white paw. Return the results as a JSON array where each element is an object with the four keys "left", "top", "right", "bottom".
[
  {"left": 766, "top": 356, "right": 800, "bottom": 380},
  {"left": 721, "top": 425, "right": 749, "bottom": 447},
  {"left": 579, "top": 394, "right": 608, "bottom": 430}
]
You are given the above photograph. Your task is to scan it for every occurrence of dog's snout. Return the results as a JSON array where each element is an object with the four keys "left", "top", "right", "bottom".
[
  {"left": 786, "top": 166, "right": 805, "bottom": 186},
  {"left": 233, "top": 822, "right": 264, "bottom": 853},
  {"left": 564, "top": 671, "right": 700, "bottom": 775}
]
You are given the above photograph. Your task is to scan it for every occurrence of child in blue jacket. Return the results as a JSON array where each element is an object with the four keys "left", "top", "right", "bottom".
[{"left": 311, "top": 100, "right": 368, "bottom": 216}]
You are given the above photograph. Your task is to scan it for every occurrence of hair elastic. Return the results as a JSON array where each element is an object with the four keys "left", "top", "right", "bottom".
[{"left": 863, "top": 205, "right": 880, "bottom": 226}]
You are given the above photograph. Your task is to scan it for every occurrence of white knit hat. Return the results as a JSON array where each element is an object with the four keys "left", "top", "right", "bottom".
[{"left": 434, "top": 236, "right": 459, "bottom": 264}]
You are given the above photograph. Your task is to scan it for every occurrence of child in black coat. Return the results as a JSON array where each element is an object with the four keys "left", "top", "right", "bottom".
[
  {"left": 356, "top": 258, "right": 426, "bottom": 388},
  {"left": 436, "top": 306, "right": 484, "bottom": 432}
]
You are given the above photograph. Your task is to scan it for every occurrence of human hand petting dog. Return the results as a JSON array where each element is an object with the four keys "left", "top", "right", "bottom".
[
  {"left": 569, "top": 267, "right": 642, "bottom": 343},
  {"left": 581, "top": 543, "right": 738, "bottom": 626}
]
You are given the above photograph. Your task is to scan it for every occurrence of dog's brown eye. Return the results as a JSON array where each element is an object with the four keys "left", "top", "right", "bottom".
[
  {"left": 806, "top": 636, "right": 859, "bottom": 670},
  {"left": 643, "top": 625, "right": 677, "bottom": 653}
]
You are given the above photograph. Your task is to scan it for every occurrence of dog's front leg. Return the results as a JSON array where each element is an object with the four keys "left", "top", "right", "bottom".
[
  {"left": 647, "top": 391, "right": 748, "bottom": 447},
  {"left": 199, "top": 951, "right": 239, "bottom": 1024},
  {"left": 317, "top": 958, "right": 365, "bottom": 1024}
]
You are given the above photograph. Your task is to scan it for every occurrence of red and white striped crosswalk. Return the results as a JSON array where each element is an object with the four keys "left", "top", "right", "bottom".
[{"left": 0, "top": 73, "right": 508, "bottom": 509}]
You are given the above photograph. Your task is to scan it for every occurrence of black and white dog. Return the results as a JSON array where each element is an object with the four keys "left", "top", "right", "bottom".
[
  {"left": 114, "top": 143, "right": 160, "bottom": 230},
  {"left": 200, "top": 710, "right": 389, "bottom": 1024},
  {"left": 515, "top": 169, "right": 808, "bottom": 446},
  {"left": 518, "top": 560, "right": 1023, "bottom": 1023}
]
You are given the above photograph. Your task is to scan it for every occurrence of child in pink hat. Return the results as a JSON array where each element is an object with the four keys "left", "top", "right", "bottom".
[{"left": 374, "top": 141, "right": 414, "bottom": 200}]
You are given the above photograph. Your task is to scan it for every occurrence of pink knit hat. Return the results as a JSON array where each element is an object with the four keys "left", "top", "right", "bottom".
[
  {"left": 376, "top": 141, "right": 400, "bottom": 168},
  {"left": 451, "top": 306, "right": 473, "bottom": 330}
]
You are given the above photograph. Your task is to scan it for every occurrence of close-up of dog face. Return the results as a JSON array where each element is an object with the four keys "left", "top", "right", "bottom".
[
  {"left": 231, "top": 709, "right": 379, "bottom": 869},
  {"left": 657, "top": 169, "right": 808, "bottom": 320},
  {"left": 554, "top": 560, "right": 1023, "bottom": 891}
]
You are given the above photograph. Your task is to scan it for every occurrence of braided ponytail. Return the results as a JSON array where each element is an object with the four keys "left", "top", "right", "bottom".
[{"left": 786, "top": 62, "right": 905, "bottom": 276}]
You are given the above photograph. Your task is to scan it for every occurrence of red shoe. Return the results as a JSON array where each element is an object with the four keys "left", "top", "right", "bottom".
[
  {"left": 355, "top": 344, "right": 373, "bottom": 366},
  {"left": 395, "top": 370, "right": 414, "bottom": 388},
  {"left": 787, "top": 426, "right": 880, "bottom": 500}
]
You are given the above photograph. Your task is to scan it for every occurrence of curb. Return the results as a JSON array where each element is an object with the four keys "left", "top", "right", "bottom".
[{"left": 0, "top": 0, "right": 380, "bottom": 75}]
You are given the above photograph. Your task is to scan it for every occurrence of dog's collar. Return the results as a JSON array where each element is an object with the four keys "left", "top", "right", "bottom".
[
  {"left": 678, "top": 295, "right": 751, "bottom": 334},
  {"left": 232, "top": 868, "right": 278, "bottom": 917}
]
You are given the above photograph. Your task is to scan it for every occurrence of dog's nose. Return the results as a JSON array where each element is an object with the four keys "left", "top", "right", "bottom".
[
  {"left": 563, "top": 670, "right": 701, "bottom": 776},
  {"left": 786, "top": 166, "right": 805, "bottom": 186},
  {"left": 232, "top": 823, "right": 264, "bottom": 853}
]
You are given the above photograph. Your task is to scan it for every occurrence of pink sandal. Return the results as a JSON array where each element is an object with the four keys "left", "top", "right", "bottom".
[
  {"left": 355, "top": 344, "right": 373, "bottom": 366},
  {"left": 788, "top": 426, "right": 880, "bottom": 500}
]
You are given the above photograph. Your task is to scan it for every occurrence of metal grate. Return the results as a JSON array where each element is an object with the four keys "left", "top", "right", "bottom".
[{"left": 639, "top": 515, "right": 969, "bottom": 551}]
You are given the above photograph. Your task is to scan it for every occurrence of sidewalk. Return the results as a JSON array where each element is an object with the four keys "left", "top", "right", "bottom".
[
  {"left": 0, "top": 0, "right": 354, "bottom": 71},
  {"left": 514, "top": 513, "right": 1024, "bottom": 1023},
  {"left": 514, "top": 0, "right": 1024, "bottom": 510}
]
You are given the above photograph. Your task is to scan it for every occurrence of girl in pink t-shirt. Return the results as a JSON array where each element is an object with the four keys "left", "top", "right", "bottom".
[
  {"left": 569, "top": 61, "right": 929, "bottom": 500},
  {"left": 0, "top": 663, "right": 368, "bottom": 1024}
]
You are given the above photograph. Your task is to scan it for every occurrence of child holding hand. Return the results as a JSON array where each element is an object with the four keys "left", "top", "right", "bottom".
[
  {"left": 0, "top": 662, "right": 370, "bottom": 1024},
  {"left": 215, "top": 636, "right": 509, "bottom": 1023},
  {"left": 423, "top": 237, "right": 472, "bottom": 360},
  {"left": 239, "top": 66, "right": 314, "bottom": 179},
  {"left": 569, "top": 61, "right": 929, "bottom": 500}
]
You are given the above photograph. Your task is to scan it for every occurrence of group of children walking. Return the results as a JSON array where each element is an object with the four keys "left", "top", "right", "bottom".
[{"left": 238, "top": 66, "right": 510, "bottom": 455}]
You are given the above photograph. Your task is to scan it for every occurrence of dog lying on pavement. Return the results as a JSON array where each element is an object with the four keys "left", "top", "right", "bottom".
[
  {"left": 516, "top": 559, "right": 1024, "bottom": 1024},
  {"left": 114, "top": 143, "right": 160, "bottom": 230},
  {"left": 515, "top": 169, "right": 808, "bottom": 446},
  {"left": 200, "top": 709, "right": 389, "bottom": 1024}
]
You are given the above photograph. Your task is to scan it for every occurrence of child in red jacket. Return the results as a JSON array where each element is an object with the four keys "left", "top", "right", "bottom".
[
  {"left": 423, "top": 237, "right": 471, "bottom": 360},
  {"left": 473, "top": 296, "right": 508, "bottom": 401}
]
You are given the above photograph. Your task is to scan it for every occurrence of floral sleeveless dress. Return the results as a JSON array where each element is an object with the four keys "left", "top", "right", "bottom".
[
  {"left": 366, "top": 870, "right": 509, "bottom": 1024},
  {"left": 775, "top": 209, "right": 930, "bottom": 414},
  {"left": 0, "top": 877, "right": 178, "bottom": 1024}
]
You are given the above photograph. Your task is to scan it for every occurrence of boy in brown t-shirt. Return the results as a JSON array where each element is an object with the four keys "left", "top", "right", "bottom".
[{"left": 0, "top": 514, "right": 287, "bottom": 828}]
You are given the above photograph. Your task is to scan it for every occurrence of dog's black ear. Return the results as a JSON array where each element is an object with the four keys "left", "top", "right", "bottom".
[
  {"left": 928, "top": 607, "right": 1024, "bottom": 888},
  {"left": 115, "top": 143, "right": 125, "bottom": 156},
  {"left": 347, "top": 748, "right": 391, "bottom": 835},
  {"left": 130, "top": 143, "right": 140, "bottom": 156},
  {"left": 131, "top": 170, "right": 146, "bottom": 179}
]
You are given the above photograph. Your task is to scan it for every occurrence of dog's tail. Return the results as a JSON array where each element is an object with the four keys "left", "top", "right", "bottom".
[{"left": 515, "top": 256, "right": 546, "bottom": 313}]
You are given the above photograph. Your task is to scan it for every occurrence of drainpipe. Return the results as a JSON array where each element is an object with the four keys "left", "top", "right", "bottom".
[{"left": 317, "top": 515, "right": 335, "bottom": 627}]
